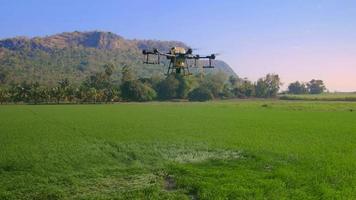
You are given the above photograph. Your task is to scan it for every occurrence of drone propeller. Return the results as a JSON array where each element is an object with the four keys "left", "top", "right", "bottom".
[{"left": 211, "top": 52, "right": 222, "bottom": 56}]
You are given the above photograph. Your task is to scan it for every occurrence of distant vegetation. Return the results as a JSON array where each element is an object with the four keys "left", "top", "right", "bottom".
[
  {"left": 0, "top": 62, "right": 282, "bottom": 103},
  {"left": 280, "top": 79, "right": 356, "bottom": 101},
  {"left": 287, "top": 80, "right": 326, "bottom": 94},
  {"left": 280, "top": 93, "right": 356, "bottom": 101},
  {"left": 0, "top": 31, "right": 340, "bottom": 103},
  {"left": 0, "top": 31, "right": 235, "bottom": 87}
]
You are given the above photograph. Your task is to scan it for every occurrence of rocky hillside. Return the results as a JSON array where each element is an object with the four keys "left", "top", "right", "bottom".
[{"left": 0, "top": 31, "right": 236, "bottom": 86}]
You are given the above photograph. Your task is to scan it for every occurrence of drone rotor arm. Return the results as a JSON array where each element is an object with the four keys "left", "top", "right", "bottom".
[{"left": 186, "top": 54, "right": 216, "bottom": 68}]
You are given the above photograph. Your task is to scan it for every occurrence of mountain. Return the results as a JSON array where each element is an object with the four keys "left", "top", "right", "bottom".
[{"left": 0, "top": 31, "right": 236, "bottom": 86}]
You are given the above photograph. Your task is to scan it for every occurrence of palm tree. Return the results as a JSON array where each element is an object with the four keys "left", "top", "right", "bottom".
[{"left": 0, "top": 88, "right": 9, "bottom": 104}]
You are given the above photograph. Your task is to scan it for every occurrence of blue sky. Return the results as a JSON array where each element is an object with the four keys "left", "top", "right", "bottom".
[{"left": 1, "top": 0, "right": 356, "bottom": 91}]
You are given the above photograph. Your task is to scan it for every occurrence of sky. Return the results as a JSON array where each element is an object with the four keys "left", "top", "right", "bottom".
[{"left": 1, "top": 0, "right": 356, "bottom": 91}]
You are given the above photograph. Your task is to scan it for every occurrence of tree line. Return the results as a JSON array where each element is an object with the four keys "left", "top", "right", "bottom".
[
  {"left": 287, "top": 80, "right": 326, "bottom": 94},
  {"left": 1, "top": 63, "right": 325, "bottom": 104}
]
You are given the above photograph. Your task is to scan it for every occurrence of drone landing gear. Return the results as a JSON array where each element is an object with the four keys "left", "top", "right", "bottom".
[
  {"left": 165, "top": 63, "right": 192, "bottom": 76},
  {"left": 203, "top": 58, "right": 214, "bottom": 68}
]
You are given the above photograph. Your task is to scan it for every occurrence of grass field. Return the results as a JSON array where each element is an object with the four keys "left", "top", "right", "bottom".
[
  {"left": 1, "top": 101, "right": 356, "bottom": 199},
  {"left": 279, "top": 92, "right": 356, "bottom": 101}
]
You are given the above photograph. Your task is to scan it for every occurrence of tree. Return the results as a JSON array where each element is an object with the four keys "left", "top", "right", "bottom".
[
  {"left": 83, "top": 64, "right": 116, "bottom": 91},
  {"left": 57, "top": 78, "right": 71, "bottom": 102},
  {"left": 64, "top": 86, "right": 76, "bottom": 102},
  {"left": 120, "top": 80, "right": 156, "bottom": 101},
  {"left": 288, "top": 81, "right": 308, "bottom": 94},
  {"left": 233, "top": 78, "right": 255, "bottom": 98},
  {"left": 58, "top": 78, "right": 69, "bottom": 90},
  {"left": 201, "top": 71, "right": 227, "bottom": 98},
  {"left": 228, "top": 75, "right": 239, "bottom": 87},
  {"left": 220, "top": 83, "right": 233, "bottom": 99},
  {"left": 255, "top": 74, "right": 281, "bottom": 98},
  {"left": 75, "top": 86, "right": 87, "bottom": 103},
  {"left": 307, "top": 79, "right": 326, "bottom": 94},
  {"left": 119, "top": 65, "right": 156, "bottom": 101},
  {"left": 156, "top": 75, "right": 180, "bottom": 100},
  {"left": 41, "top": 87, "right": 51, "bottom": 103},
  {"left": 84, "top": 73, "right": 106, "bottom": 90},
  {"left": 0, "top": 72, "right": 6, "bottom": 84},
  {"left": 255, "top": 79, "right": 268, "bottom": 98},
  {"left": 121, "top": 65, "right": 135, "bottom": 83},
  {"left": 175, "top": 75, "right": 191, "bottom": 99},
  {"left": 80, "top": 64, "right": 118, "bottom": 103},
  {"left": 48, "top": 79, "right": 72, "bottom": 103},
  {"left": 50, "top": 87, "right": 61, "bottom": 104},
  {"left": 103, "top": 87, "right": 120, "bottom": 103},
  {"left": 103, "top": 63, "right": 114, "bottom": 77},
  {"left": 9, "top": 82, "right": 31, "bottom": 103},
  {"left": 188, "top": 86, "right": 213, "bottom": 101},
  {"left": 0, "top": 88, "right": 9, "bottom": 104},
  {"left": 227, "top": 76, "right": 255, "bottom": 98},
  {"left": 29, "top": 82, "right": 42, "bottom": 104},
  {"left": 89, "top": 88, "right": 99, "bottom": 103},
  {"left": 155, "top": 74, "right": 193, "bottom": 100},
  {"left": 150, "top": 73, "right": 165, "bottom": 90}
]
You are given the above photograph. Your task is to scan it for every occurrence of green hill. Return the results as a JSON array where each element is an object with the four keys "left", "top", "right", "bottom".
[{"left": 0, "top": 31, "right": 236, "bottom": 86}]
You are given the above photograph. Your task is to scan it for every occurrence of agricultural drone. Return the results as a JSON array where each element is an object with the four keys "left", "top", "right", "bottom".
[{"left": 142, "top": 47, "right": 217, "bottom": 76}]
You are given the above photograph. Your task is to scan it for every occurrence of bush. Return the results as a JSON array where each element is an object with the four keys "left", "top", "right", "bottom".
[
  {"left": 156, "top": 75, "right": 180, "bottom": 100},
  {"left": 188, "top": 87, "right": 213, "bottom": 102},
  {"left": 120, "top": 80, "right": 156, "bottom": 102},
  {"left": 233, "top": 80, "right": 255, "bottom": 98},
  {"left": 255, "top": 74, "right": 281, "bottom": 98}
]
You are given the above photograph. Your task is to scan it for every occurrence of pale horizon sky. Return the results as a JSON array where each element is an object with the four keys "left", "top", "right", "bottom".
[{"left": 1, "top": 0, "right": 356, "bottom": 91}]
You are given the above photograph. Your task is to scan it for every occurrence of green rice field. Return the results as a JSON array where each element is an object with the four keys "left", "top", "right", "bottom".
[
  {"left": 280, "top": 93, "right": 356, "bottom": 101},
  {"left": 1, "top": 101, "right": 356, "bottom": 199}
]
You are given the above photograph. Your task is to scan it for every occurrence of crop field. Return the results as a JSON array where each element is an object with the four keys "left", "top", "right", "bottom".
[
  {"left": 1, "top": 101, "right": 356, "bottom": 199},
  {"left": 280, "top": 93, "right": 356, "bottom": 101}
]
